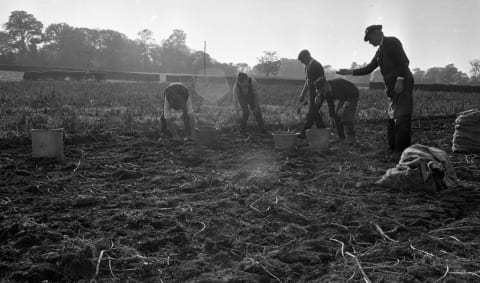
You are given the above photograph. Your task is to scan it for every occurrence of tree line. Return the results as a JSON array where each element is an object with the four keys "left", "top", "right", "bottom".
[
  {"left": 0, "top": 11, "right": 247, "bottom": 76},
  {"left": 1, "top": 10, "right": 479, "bottom": 85}
]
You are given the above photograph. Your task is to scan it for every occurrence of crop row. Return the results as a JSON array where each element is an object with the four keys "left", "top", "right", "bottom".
[{"left": 0, "top": 81, "right": 479, "bottom": 138}]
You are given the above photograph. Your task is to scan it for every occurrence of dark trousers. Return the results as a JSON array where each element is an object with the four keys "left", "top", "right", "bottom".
[
  {"left": 160, "top": 113, "right": 168, "bottom": 134},
  {"left": 387, "top": 115, "right": 411, "bottom": 154},
  {"left": 335, "top": 118, "right": 355, "bottom": 139},
  {"left": 337, "top": 99, "right": 357, "bottom": 139},
  {"left": 303, "top": 100, "right": 325, "bottom": 131},
  {"left": 239, "top": 96, "right": 264, "bottom": 131}
]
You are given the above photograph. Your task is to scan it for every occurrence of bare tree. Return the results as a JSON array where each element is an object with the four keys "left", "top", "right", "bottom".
[{"left": 470, "top": 59, "right": 480, "bottom": 81}]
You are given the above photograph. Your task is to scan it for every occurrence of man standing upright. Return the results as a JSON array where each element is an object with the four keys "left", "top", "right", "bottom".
[
  {"left": 297, "top": 49, "right": 327, "bottom": 138},
  {"left": 337, "top": 25, "right": 414, "bottom": 161}
]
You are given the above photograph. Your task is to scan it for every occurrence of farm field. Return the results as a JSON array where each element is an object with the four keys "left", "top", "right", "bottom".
[
  {"left": 1, "top": 80, "right": 480, "bottom": 282},
  {"left": 0, "top": 71, "right": 23, "bottom": 82},
  {"left": 1, "top": 80, "right": 480, "bottom": 138}
]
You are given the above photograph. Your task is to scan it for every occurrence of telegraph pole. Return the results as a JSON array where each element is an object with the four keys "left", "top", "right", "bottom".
[{"left": 203, "top": 40, "right": 206, "bottom": 76}]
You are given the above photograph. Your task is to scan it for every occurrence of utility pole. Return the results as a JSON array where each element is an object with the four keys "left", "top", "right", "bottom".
[{"left": 203, "top": 40, "right": 206, "bottom": 76}]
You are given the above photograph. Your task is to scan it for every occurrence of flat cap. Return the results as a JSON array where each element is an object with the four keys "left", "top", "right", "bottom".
[{"left": 364, "top": 25, "right": 382, "bottom": 41}]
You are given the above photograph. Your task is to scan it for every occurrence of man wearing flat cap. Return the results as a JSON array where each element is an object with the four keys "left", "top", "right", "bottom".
[
  {"left": 337, "top": 25, "right": 414, "bottom": 161},
  {"left": 297, "top": 49, "right": 327, "bottom": 138}
]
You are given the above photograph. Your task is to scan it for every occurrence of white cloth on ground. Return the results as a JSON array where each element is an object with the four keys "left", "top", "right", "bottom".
[{"left": 376, "top": 144, "right": 457, "bottom": 193}]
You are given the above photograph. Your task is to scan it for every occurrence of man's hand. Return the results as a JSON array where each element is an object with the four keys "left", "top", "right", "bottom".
[
  {"left": 336, "top": 69, "right": 353, "bottom": 76},
  {"left": 298, "top": 93, "right": 306, "bottom": 103},
  {"left": 232, "top": 109, "right": 241, "bottom": 121},
  {"left": 314, "top": 95, "right": 323, "bottom": 107},
  {"left": 336, "top": 105, "right": 345, "bottom": 118},
  {"left": 394, "top": 77, "right": 404, "bottom": 94},
  {"left": 329, "top": 116, "right": 337, "bottom": 130}
]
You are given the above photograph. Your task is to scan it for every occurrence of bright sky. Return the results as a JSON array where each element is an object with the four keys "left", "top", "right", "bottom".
[{"left": 1, "top": 0, "right": 479, "bottom": 74}]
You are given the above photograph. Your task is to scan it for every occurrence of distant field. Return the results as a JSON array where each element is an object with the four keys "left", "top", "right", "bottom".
[
  {"left": 0, "top": 71, "right": 23, "bottom": 81},
  {"left": 0, "top": 80, "right": 479, "bottom": 138}
]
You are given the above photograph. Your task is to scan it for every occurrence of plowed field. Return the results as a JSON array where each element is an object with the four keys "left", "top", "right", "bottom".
[{"left": 1, "top": 117, "right": 479, "bottom": 282}]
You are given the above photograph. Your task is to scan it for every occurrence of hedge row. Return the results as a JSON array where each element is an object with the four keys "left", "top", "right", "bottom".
[
  {"left": 165, "top": 74, "right": 307, "bottom": 86},
  {"left": 106, "top": 71, "right": 159, "bottom": 82},
  {"left": 23, "top": 71, "right": 106, "bottom": 81},
  {"left": 0, "top": 64, "right": 79, "bottom": 72},
  {"left": 3, "top": 64, "right": 479, "bottom": 91},
  {"left": 1, "top": 65, "right": 159, "bottom": 82}
]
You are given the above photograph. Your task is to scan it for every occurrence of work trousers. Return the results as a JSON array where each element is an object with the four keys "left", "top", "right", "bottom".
[
  {"left": 335, "top": 99, "right": 358, "bottom": 139},
  {"left": 335, "top": 119, "right": 355, "bottom": 139},
  {"left": 387, "top": 115, "right": 411, "bottom": 154},
  {"left": 238, "top": 95, "right": 264, "bottom": 131},
  {"left": 303, "top": 99, "right": 325, "bottom": 131}
]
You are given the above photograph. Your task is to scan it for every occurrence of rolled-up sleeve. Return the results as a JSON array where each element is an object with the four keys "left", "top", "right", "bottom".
[
  {"left": 185, "top": 96, "right": 193, "bottom": 115},
  {"left": 163, "top": 98, "right": 172, "bottom": 119}
]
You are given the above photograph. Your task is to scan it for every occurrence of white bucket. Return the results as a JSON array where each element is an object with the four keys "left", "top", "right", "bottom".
[
  {"left": 306, "top": 128, "right": 330, "bottom": 152},
  {"left": 272, "top": 132, "right": 297, "bottom": 150},
  {"left": 31, "top": 128, "right": 65, "bottom": 160}
]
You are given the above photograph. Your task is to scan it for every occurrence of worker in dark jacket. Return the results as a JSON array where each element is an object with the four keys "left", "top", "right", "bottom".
[
  {"left": 297, "top": 49, "right": 327, "bottom": 138},
  {"left": 233, "top": 72, "right": 265, "bottom": 133},
  {"left": 337, "top": 25, "right": 414, "bottom": 161},
  {"left": 317, "top": 78, "right": 359, "bottom": 144}
]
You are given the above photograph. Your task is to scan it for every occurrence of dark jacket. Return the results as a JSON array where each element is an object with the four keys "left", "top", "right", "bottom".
[
  {"left": 235, "top": 78, "right": 254, "bottom": 99},
  {"left": 352, "top": 36, "right": 413, "bottom": 117},
  {"left": 305, "top": 59, "right": 326, "bottom": 101},
  {"left": 233, "top": 77, "right": 259, "bottom": 107},
  {"left": 326, "top": 78, "right": 359, "bottom": 118}
]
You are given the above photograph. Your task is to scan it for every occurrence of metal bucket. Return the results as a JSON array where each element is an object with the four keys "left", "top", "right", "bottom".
[
  {"left": 272, "top": 132, "right": 297, "bottom": 150},
  {"left": 31, "top": 128, "right": 65, "bottom": 160},
  {"left": 193, "top": 126, "right": 219, "bottom": 146},
  {"left": 306, "top": 128, "right": 330, "bottom": 152}
]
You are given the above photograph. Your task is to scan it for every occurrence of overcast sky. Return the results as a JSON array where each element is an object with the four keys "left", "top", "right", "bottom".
[{"left": 1, "top": 0, "right": 479, "bottom": 73}]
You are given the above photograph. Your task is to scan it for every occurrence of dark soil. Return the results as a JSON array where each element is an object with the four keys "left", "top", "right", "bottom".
[{"left": 1, "top": 117, "right": 479, "bottom": 282}]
